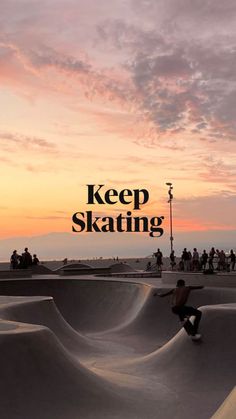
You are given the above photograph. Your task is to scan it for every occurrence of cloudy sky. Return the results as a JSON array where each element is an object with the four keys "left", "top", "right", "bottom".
[{"left": 1, "top": 0, "right": 236, "bottom": 258}]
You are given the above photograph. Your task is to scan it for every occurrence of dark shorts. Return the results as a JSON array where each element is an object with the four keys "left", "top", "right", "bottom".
[{"left": 172, "top": 305, "right": 200, "bottom": 321}]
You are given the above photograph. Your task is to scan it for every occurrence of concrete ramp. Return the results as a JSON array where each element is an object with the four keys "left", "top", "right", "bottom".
[
  {"left": 31, "top": 265, "right": 54, "bottom": 274},
  {"left": 54, "top": 263, "right": 92, "bottom": 272},
  {"left": 0, "top": 279, "right": 150, "bottom": 333},
  {"left": 114, "top": 304, "right": 236, "bottom": 419},
  {"left": 93, "top": 287, "right": 236, "bottom": 353},
  {"left": 109, "top": 263, "right": 136, "bottom": 273},
  {"left": 0, "top": 319, "right": 141, "bottom": 419},
  {"left": 0, "top": 296, "right": 102, "bottom": 357}
]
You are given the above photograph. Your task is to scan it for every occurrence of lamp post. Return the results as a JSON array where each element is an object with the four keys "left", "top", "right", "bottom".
[{"left": 166, "top": 182, "right": 174, "bottom": 253}]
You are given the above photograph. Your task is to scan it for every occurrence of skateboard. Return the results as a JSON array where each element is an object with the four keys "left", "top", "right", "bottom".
[{"left": 182, "top": 319, "right": 202, "bottom": 342}]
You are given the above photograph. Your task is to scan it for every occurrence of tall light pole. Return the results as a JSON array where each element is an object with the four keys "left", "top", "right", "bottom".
[{"left": 166, "top": 182, "right": 174, "bottom": 254}]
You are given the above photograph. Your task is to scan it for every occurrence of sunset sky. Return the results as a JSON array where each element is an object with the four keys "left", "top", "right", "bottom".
[{"left": 1, "top": 0, "right": 236, "bottom": 259}]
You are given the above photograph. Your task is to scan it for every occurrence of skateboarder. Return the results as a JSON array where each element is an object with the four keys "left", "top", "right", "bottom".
[{"left": 154, "top": 279, "right": 204, "bottom": 340}]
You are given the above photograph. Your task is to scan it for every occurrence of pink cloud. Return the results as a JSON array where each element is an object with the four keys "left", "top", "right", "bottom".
[
  {"left": 1, "top": 0, "right": 236, "bottom": 155},
  {"left": 0, "top": 131, "right": 57, "bottom": 154},
  {"left": 174, "top": 193, "right": 236, "bottom": 231}
]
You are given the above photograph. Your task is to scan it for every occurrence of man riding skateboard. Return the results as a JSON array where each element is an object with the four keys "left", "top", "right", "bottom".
[{"left": 154, "top": 279, "right": 204, "bottom": 340}]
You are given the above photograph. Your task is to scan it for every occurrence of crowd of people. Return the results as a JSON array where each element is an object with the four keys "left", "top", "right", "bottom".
[
  {"left": 10, "top": 248, "right": 39, "bottom": 270},
  {"left": 9, "top": 246, "right": 236, "bottom": 273},
  {"left": 178, "top": 247, "right": 235, "bottom": 272},
  {"left": 151, "top": 247, "right": 236, "bottom": 272}
]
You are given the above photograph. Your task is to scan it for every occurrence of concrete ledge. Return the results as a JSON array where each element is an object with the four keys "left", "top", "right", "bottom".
[
  {"left": 0, "top": 270, "right": 32, "bottom": 279},
  {"left": 59, "top": 267, "right": 110, "bottom": 276},
  {"left": 108, "top": 271, "right": 161, "bottom": 278},
  {"left": 162, "top": 271, "right": 236, "bottom": 287}
]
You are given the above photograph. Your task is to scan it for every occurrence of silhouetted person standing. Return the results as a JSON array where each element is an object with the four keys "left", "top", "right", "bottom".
[
  {"left": 229, "top": 249, "right": 236, "bottom": 271},
  {"left": 208, "top": 247, "right": 215, "bottom": 271},
  {"left": 192, "top": 248, "right": 199, "bottom": 271},
  {"left": 10, "top": 250, "right": 19, "bottom": 269},
  {"left": 155, "top": 248, "right": 163, "bottom": 271},
  {"left": 22, "top": 248, "right": 32, "bottom": 269},
  {"left": 181, "top": 248, "right": 189, "bottom": 271},
  {"left": 200, "top": 250, "right": 208, "bottom": 270},
  {"left": 170, "top": 250, "right": 176, "bottom": 270},
  {"left": 218, "top": 250, "right": 226, "bottom": 271}
]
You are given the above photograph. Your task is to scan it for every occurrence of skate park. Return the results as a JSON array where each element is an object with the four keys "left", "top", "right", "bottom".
[{"left": 0, "top": 262, "right": 236, "bottom": 419}]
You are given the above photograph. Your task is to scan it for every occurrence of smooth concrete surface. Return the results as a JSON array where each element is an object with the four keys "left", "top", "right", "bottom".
[
  {"left": 0, "top": 277, "right": 236, "bottom": 418},
  {"left": 109, "top": 271, "right": 161, "bottom": 278},
  {"left": 0, "top": 269, "right": 32, "bottom": 278}
]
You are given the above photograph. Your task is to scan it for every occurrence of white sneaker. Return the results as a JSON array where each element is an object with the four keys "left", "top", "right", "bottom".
[{"left": 191, "top": 334, "right": 201, "bottom": 341}]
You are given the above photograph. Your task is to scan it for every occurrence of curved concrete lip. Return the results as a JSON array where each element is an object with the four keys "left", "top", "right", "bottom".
[
  {"left": 54, "top": 263, "right": 92, "bottom": 272},
  {"left": 0, "top": 317, "right": 46, "bottom": 334},
  {"left": 108, "top": 262, "right": 137, "bottom": 273},
  {"left": 0, "top": 320, "right": 19, "bottom": 332}
]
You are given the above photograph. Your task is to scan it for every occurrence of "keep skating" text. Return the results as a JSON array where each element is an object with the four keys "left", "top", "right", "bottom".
[{"left": 72, "top": 185, "right": 164, "bottom": 238}]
